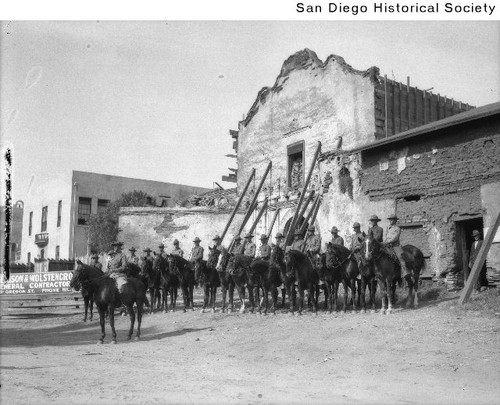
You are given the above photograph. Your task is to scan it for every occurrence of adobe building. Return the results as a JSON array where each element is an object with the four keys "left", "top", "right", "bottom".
[
  {"left": 120, "top": 49, "right": 499, "bottom": 285},
  {"left": 21, "top": 170, "right": 209, "bottom": 268}
]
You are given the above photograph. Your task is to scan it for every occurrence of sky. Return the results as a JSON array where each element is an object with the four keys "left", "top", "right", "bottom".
[{"left": 1, "top": 21, "right": 499, "bottom": 203}]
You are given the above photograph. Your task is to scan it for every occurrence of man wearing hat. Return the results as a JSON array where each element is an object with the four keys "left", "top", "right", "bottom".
[
  {"left": 367, "top": 215, "right": 383, "bottom": 242},
  {"left": 106, "top": 250, "right": 115, "bottom": 273},
  {"left": 142, "top": 248, "right": 153, "bottom": 265},
  {"left": 468, "top": 229, "right": 488, "bottom": 291},
  {"left": 384, "top": 214, "right": 409, "bottom": 279},
  {"left": 330, "top": 226, "right": 344, "bottom": 246},
  {"left": 243, "top": 233, "right": 256, "bottom": 257},
  {"left": 172, "top": 239, "right": 184, "bottom": 258},
  {"left": 189, "top": 237, "right": 204, "bottom": 286},
  {"left": 230, "top": 235, "right": 244, "bottom": 255},
  {"left": 127, "top": 247, "right": 139, "bottom": 266},
  {"left": 258, "top": 234, "right": 271, "bottom": 261},
  {"left": 158, "top": 243, "right": 168, "bottom": 259},
  {"left": 107, "top": 241, "right": 128, "bottom": 292},
  {"left": 291, "top": 230, "right": 305, "bottom": 252},
  {"left": 350, "top": 222, "right": 366, "bottom": 268},
  {"left": 275, "top": 232, "right": 285, "bottom": 250},
  {"left": 91, "top": 254, "right": 103, "bottom": 272},
  {"left": 305, "top": 225, "right": 321, "bottom": 257}
]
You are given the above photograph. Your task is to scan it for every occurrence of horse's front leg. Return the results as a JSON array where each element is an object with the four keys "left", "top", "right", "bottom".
[
  {"left": 297, "top": 286, "right": 305, "bottom": 315},
  {"left": 341, "top": 279, "right": 348, "bottom": 313},
  {"left": 229, "top": 282, "right": 235, "bottom": 313},
  {"left": 270, "top": 285, "right": 278, "bottom": 315},
  {"left": 236, "top": 282, "right": 246, "bottom": 313},
  {"left": 369, "top": 277, "right": 377, "bottom": 312},
  {"left": 109, "top": 304, "right": 117, "bottom": 343},
  {"left": 149, "top": 289, "right": 155, "bottom": 313},
  {"left": 89, "top": 294, "right": 94, "bottom": 321},
  {"left": 360, "top": 277, "right": 367, "bottom": 313},
  {"left": 98, "top": 308, "right": 106, "bottom": 344},
  {"left": 83, "top": 295, "right": 90, "bottom": 322},
  {"left": 210, "top": 286, "right": 217, "bottom": 313},
  {"left": 310, "top": 284, "right": 317, "bottom": 315},
  {"left": 281, "top": 287, "right": 286, "bottom": 308},
  {"left": 378, "top": 278, "right": 387, "bottom": 314},
  {"left": 171, "top": 287, "right": 178, "bottom": 312},
  {"left": 350, "top": 278, "right": 358, "bottom": 313},
  {"left": 201, "top": 284, "right": 209, "bottom": 313},
  {"left": 182, "top": 284, "right": 189, "bottom": 312},
  {"left": 247, "top": 284, "right": 255, "bottom": 314},
  {"left": 136, "top": 302, "right": 143, "bottom": 340},
  {"left": 221, "top": 282, "right": 227, "bottom": 313},
  {"left": 127, "top": 304, "right": 135, "bottom": 340}
]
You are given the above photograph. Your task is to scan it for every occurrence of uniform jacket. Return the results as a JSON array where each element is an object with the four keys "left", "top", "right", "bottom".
[
  {"left": 291, "top": 239, "right": 305, "bottom": 252},
  {"left": 305, "top": 234, "right": 321, "bottom": 254},
  {"left": 243, "top": 242, "right": 256, "bottom": 257},
  {"left": 385, "top": 225, "right": 402, "bottom": 246},
  {"left": 108, "top": 252, "right": 127, "bottom": 273},
  {"left": 368, "top": 225, "right": 384, "bottom": 242},
  {"left": 230, "top": 242, "right": 244, "bottom": 255},
  {"left": 330, "top": 235, "right": 344, "bottom": 247},
  {"left": 172, "top": 248, "right": 184, "bottom": 257},
  {"left": 259, "top": 244, "right": 271, "bottom": 260},
  {"left": 189, "top": 246, "right": 204, "bottom": 261},
  {"left": 350, "top": 232, "right": 366, "bottom": 251}
]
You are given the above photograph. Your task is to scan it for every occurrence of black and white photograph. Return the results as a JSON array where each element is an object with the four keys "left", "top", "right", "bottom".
[{"left": 1, "top": 13, "right": 499, "bottom": 405}]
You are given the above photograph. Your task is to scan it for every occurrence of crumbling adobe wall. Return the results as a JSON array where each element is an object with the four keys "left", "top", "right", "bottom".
[
  {"left": 237, "top": 49, "right": 379, "bottom": 197},
  {"left": 360, "top": 117, "right": 500, "bottom": 277}
]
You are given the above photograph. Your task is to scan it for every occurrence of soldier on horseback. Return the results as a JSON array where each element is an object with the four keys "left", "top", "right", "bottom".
[
  {"left": 172, "top": 239, "right": 184, "bottom": 258},
  {"left": 305, "top": 225, "right": 321, "bottom": 258},
  {"left": 367, "top": 215, "right": 383, "bottom": 242},
  {"left": 291, "top": 230, "right": 305, "bottom": 251},
  {"left": 230, "top": 235, "right": 244, "bottom": 255},
  {"left": 349, "top": 222, "right": 366, "bottom": 269},
  {"left": 212, "top": 235, "right": 223, "bottom": 253},
  {"left": 127, "top": 247, "right": 139, "bottom": 266},
  {"left": 275, "top": 232, "right": 285, "bottom": 249},
  {"left": 330, "top": 226, "right": 344, "bottom": 246},
  {"left": 189, "top": 237, "right": 204, "bottom": 286},
  {"left": 142, "top": 248, "right": 153, "bottom": 264},
  {"left": 384, "top": 214, "right": 409, "bottom": 280},
  {"left": 107, "top": 241, "right": 128, "bottom": 293},
  {"left": 258, "top": 234, "right": 271, "bottom": 261},
  {"left": 91, "top": 253, "right": 103, "bottom": 272},
  {"left": 243, "top": 233, "right": 256, "bottom": 257},
  {"left": 158, "top": 244, "right": 168, "bottom": 259}
]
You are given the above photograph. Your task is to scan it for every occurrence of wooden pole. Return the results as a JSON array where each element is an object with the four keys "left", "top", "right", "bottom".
[
  {"left": 248, "top": 198, "right": 269, "bottom": 236},
  {"left": 295, "top": 189, "right": 315, "bottom": 230},
  {"left": 298, "top": 193, "right": 320, "bottom": 236},
  {"left": 220, "top": 168, "right": 255, "bottom": 243},
  {"left": 266, "top": 208, "right": 280, "bottom": 240},
  {"left": 285, "top": 141, "right": 322, "bottom": 246},
  {"left": 458, "top": 211, "right": 500, "bottom": 304}
]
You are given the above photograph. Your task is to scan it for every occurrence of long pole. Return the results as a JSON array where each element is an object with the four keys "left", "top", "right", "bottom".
[
  {"left": 220, "top": 168, "right": 255, "bottom": 243},
  {"left": 266, "top": 208, "right": 280, "bottom": 239},
  {"left": 285, "top": 141, "right": 322, "bottom": 246},
  {"left": 248, "top": 198, "right": 269, "bottom": 236},
  {"left": 298, "top": 194, "right": 320, "bottom": 236},
  {"left": 295, "top": 190, "right": 315, "bottom": 231}
]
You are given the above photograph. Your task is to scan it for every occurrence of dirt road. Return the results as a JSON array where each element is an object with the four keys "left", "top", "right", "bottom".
[{"left": 1, "top": 289, "right": 500, "bottom": 404}]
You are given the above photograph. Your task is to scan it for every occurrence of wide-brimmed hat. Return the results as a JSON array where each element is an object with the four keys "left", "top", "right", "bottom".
[
  {"left": 352, "top": 222, "right": 361, "bottom": 228},
  {"left": 212, "top": 235, "right": 221, "bottom": 241},
  {"left": 472, "top": 229, "right": 481, "bottom": 237},
  {"left": 308, "top": 225, "right": 316, "bottom": 232},
  {"left": 275, "top": 232, "right": 284, "bottom": 239},
  {"left": 158, "top": 243, "right": 165, "bottom": 249},
  {"left": 234, "top": 235, "right": 242, "bottom": 241},
  {"left": 143, "top": 248, "right": 152, "bottom": 253},
  {"left": 260, "top": 234, "right": 268, "bottom": 240},
  {"left": 193, "top": 237, "right": 201, "bottom": 242},
  {"left": 369, "top": 215, "right": 381, "bottom": 222},
  {"left": 244, "top": 233, "right": 254, "bottom": 239},
  {"left": 330, "top": 226, "right": 339, "bottom": 233},
  {"left": 173, "top": 239, "right": 179, "bottom": 245},
  {"left": 387, "top": 214, "right": 398, "bottom": 221},
  {"left": 111, "top": 241, "right": 123, "bottom": 246}
]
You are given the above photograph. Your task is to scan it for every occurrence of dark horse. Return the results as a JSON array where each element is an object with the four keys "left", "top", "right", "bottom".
[
  {"left": 153, "top": 254, "right": 179, "bottom": 312},
  {"left": 215, "top": 248, "right": 236, "bottom": 313},
  {"left": 168, "top": 255, "right": 195, "bottom": 312},
  {"left": 324, "top": 243, "right": 360, "bottom": 313},
  {"left": 363, "top": 238, "right": 425, "bottom": 314},
  {"left": 226, "top": 254, "right": 256, "bottom": 314},
  {"left": 273, "top": 245, "right": 295, "bottom": 310},
  {"left": 249, "top": 254, "right": 281, "bottom": 315},
  {"left": 284, "top": 249, "right": 319, "bottom": 315},
  {"left": 79, "top": 265, "right": 103, "bottom": 322},
  {"left": 198, "top": 247, "right": 220, "bottom": 313},
  {"left": 70, "top": 261, "right": 148, "bottom": 343},
  {"left": 141, "top": 256, "right": 163, "bottom": 313}
]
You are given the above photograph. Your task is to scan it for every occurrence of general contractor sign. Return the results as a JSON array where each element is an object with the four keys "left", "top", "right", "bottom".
[{"left": 0, "top": 272, "right": 74, "bottom": 295}]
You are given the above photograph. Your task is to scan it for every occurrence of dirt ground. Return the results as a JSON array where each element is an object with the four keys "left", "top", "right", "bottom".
[{"left": 1, "top": 287, "right": 500, "bottom": 405}]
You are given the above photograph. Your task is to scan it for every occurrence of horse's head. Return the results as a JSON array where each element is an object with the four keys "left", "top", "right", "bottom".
[
  {"left": 216, "top": 247, "right": 230, "bottom": 271},
  {"left": 226, "top": 255, "right": 235, "bottom": 274},
  {"left": 271, "top": 244, "right": 284, "bottom": 265},
  {"left": 363, "top": 237, "right": 380, "bottom": 262},
  {"left": 207, "top": 247, "right": 220, "bottom": 269},
  {"left": 70, "top": 260, "right": 88, "bottom": 291}
]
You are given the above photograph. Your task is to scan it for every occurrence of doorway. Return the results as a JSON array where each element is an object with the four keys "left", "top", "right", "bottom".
[{"left": 455, "top": 217, "right": 484, "bottom": 279}]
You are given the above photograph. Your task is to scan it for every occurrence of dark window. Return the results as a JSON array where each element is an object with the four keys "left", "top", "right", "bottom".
[
  {"left": 29, "top": 212, "right": 33, "bottom": 236},
  {"left": 55, "top": 245, "right": 60, "bottom": 260},
  {"left": 27, "top": 252, "right": 31, "bottom": 264},
  {"left": 78, "top": 197, "right": 92, "bottom": 225},
  {"left": 97, "top": 199, "right": 110, "bottom": 213},
  {"left": 57, "top": 200, "right": 62, "bottom": 227},
  {"left": 287, "top": 141, "right": 304, "bottom": 189},
  {"left": 41, "top": 206, "right": 48, "bottom": 232},
  {"left": 339, "top": 166, "right": 353, "bottom": 199}
]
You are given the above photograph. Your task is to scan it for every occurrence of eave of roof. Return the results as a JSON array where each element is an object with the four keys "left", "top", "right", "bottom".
[{"left": 349, "top": 101, "right": 500, "bottom": 154}]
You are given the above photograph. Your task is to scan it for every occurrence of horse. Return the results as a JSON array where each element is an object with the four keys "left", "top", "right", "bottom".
[
  {"left": 70, "top": 261, "right": 148, "bottom": 343},
  {"left": 363, "top": 238, "right": 425, "bottom": 314},
  {"left": 77, "top": 265, "right": 103, "bottom": 322},
  {"left": 355, "top": 250, "right": 377, "bottom": 313},
  {"left": 153, "top": 254, "right": 179, "bottom": 312},
  {"left": 199, "top": 247, "right": 220, "bottom": 313},
  {"left": 325, "top": 242, "right": 360, "bottom": 313},
  {"left": 284, "top": 249, "right": 319, "bottom": 315},
  {"left": 168, "top": 254, "right": 195, "bottom": 312},
  {"left": 142, "top": 256, "right": 163, "bottom": 313},
  {"left": 309, "top": 252, "right": 329, "bottom": 311},
  {"left": 272, "top": 244, "right": 295, "bottom": 310},
  {"left": 249, "top": 254, "right": 281, "bottom": 315},
  {"left": 216, "top": 248, "right": 236, "bottom": 313},
  {"left": 226, "top": 254, "right": 255, "bottom": 314}
]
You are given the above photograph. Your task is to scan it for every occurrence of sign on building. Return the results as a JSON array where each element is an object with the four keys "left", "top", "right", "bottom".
[{"left": 0, "top": 271, "right": 74, "bottom": 295}]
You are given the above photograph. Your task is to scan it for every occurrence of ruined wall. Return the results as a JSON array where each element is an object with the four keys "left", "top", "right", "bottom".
[
  {"left": 360, "top": 116, "right": 500, "bottom": 278},
  {"left": 236, "top": 49, "right": 378, "bottom": 198},
  {"left": 119, "top": 207, "right": 245, "bottom": 256}
]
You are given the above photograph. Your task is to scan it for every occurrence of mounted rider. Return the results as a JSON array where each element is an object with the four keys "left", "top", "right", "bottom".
[
  {"left": 142, "top": 248, "right": 153, "bottom": 264},
  {"left": 367, "top": 214, "right": 383, "bottom": 242},
  {"left": 91, "top": 253, "right": 103, "bottom": 272},
  {"left": 329, "top": 226, "right": 344, "bottom": 246},
  {"left": 243, "top": 233, "right": 256, "bottom": 258},
  {"left": 212, "top": 235, "right": 223, "bottom": 253},
  {"left": 384, "top": 214, "right": 409, "bottom": 279},
  {"left": 349, "top": 222, "right": 366, "bottom": 269},
  {"left": 107, "top": 241, "right": 128, "bottom": 293},
  {"left": 172, "top": 239, "right": 184, "bottom": 258},
  {"left": 127, "top": 247, "right": 139, "bottom": 266},
  {"left": 230, "top": 235, "right": 244, "bottom": 255},
  {"left": 305, "top": 226, "right": 321, "bottom": 260},
  {"left": 291, "top": 230, "right": 305, "bottom": 252},
  {"left": 258, "top": 234, "right": 271, "bottom": 261},
  {"left": 106, "top": 250, "right": 115, "bottom": 272},
  {"left": 274, "top": 232, "right": 285, "bottom": 250},
  {"left": 158, "top": 243, "right": 169, "bottom": 259},
  {"left": 189, "top": 236, "right": 204, "bottom": 285}
]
